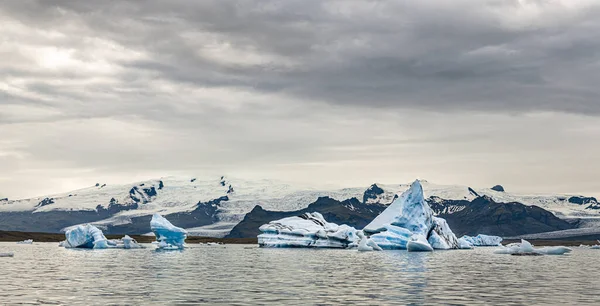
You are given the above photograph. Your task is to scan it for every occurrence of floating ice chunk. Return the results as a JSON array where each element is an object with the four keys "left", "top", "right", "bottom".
[
  {"left": 63, "top": 224, "right": 109, "bottom": 249},
  {"left": 151, "top": 214, "right": 188, "bottom": 250},
  {"left": 121, "top": 235, "right": 143, "bottom": 249},
  {"left": 368, "top": 224, "right": 413, "bottom": 249},
  {"left": 364, "top": 180, "right": 459, "bottom": 250},
  {"left": 494, "top": 239, "right": 571, "bottom": 255},
  {"left": 428, "top": 217, "right": 459, "bottom": 250},
  {"left": 17, "top": 239, "right": 33, "bottom": 244},
  {"left": 357, "top": 231, "right": 382, "bottom": 252},
  {"left": 537, "top": 246, "right": 572, "bottom": 255},
  {"left": 364, "top": 180, "right": 433, "bottom": 236},
  {"left": 590, "top": 245, "right": 600, "bottom": 250},
  {"left": 407, "top": 235, "right": 433, "bottom": 252},
  {"left": 457, "top": 237, "right": 474, "bottom": 249},
  {"left": 461, "top": 234, "right": 503, "bottom": 246},
  {"left": 258, "top": 212, "right": 358, "bottom": 248}
]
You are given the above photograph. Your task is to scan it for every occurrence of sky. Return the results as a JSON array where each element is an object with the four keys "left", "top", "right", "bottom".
[{"left": 1, "top": 0, "right": 600, "bottom": 199}]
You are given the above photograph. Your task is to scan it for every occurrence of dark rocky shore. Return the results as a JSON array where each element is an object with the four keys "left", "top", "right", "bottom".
[{"left": 0, "top": 230, "right": 257, "bottom": 244}]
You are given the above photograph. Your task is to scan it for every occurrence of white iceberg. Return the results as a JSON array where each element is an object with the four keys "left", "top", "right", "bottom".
[
  {"left": 258, "top": 212, "right": 359, "bottom": 248},
  {"left": 364, "top": 180, "right": 459, "bottom": 250},
  {"left": 494, "top": 239, "right": 572, "bottom": 255},
  {"left": 457, "top": 237, "right": 474, "bottom": 249},
  {"left": 460, "top": 234, "right": 503, "bottom": 247},
  {"left": 17, "top": 239, "right": 33, "bottom": 244},
  {"left": 63, "top": 224, "right": 109, "bottom": 249},
  {"left": 407, "top": 235, "right": 434, "bottom": 252},
  {"left": 151, "top": 214, "right": 188, "bottom": 250},
  {"left": 357, "top": 231, "right": 382, "bottom": 252},
  {"left": 120, "top": 235, "right": 144, "bottom": 249}
]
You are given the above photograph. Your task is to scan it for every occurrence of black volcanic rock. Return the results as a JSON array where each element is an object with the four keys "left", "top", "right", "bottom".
[
  {"left": 226, "top": 196, "right": 386, "bottom": 238},
  {"left": 491, "top": 185, "right": 505, "bottom": 192},
  {"left": 568, "top": 196, "right": 598, "bottom": 205},
  {"left": 363, "top": 184, "right": 384, "bottom": 203},
  {"left": 467, "top": 187, "right": 480, "bottom": 197},
  {"left": 437, "top": 197, "right": 575, "bottom": 237},
  {"left": 36, "top": 198, "right": 55, "bottom": 208}
]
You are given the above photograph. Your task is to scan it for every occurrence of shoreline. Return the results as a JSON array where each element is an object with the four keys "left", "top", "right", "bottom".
[{"left": 0, "top": 230, "right": 257, "bottom": 244}]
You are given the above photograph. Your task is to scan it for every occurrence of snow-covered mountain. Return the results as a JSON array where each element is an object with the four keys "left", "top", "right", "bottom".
[{"left": 0, "top": 177, "right": 598, "bottom": 237}]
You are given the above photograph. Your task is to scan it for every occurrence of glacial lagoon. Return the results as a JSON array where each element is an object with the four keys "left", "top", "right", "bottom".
[{"left": 1, "top": 243, "right": 599, "bottom": 305}]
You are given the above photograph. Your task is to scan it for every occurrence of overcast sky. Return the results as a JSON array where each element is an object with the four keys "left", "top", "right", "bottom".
[{"left": 1, "top": 0, "right": 600, "bottom": 199}]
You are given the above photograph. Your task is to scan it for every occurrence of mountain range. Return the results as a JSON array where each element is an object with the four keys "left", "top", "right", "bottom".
[{"left": 1, "top": 176, "right": 598, "bottom": 239}]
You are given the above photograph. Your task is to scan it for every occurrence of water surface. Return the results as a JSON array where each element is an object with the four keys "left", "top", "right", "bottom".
[{"left": 1, "top": 243, "right": 598, "bottom": 305}]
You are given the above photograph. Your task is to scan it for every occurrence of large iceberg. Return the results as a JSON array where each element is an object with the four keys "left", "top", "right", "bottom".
[
  {"left": 258, "top": 212, "right": 359, "bottom": 248},
  {"left": 63, "top": 224, "right": 109, "bottom": 249},
  {"left": 364, "top": 180, "right": 459, "bottom": 250},
  {"left": 461, "top": 234, "right": 503, "bottom": 247},
  {"left": 494, "top": 239, "right": 572, "bottom": 255},
  {"left": 150, "top": 214, "right": 188, "bottom": 250}
]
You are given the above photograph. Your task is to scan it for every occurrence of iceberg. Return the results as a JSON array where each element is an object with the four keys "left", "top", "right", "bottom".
[
  {"left": 357, "top": 231, "right": 382, "bottom": 252},
  {"left": 121, "top": 235, "right": 144, "bottom": 249},
  {"left": 494, "top": 239, "right": 572, "bottom": 255},
  {"left": 150, "top": 214, "right": 188, "bottom": 250},
  {"left": 460, "top": 234, "right": 503, "bottom": 247},
  {"left": 364, "top": 180, "right": 459, "bottom": 250},
  {"left": 63, "top": 224, "right": 109, "bottom": 249},
  {"left": 258, "top": 212, "right": 359, "bottom": 248},
  {"left": 428, "top": 217, "right": 459, "bottom": 250},
  {"left": 457, "top": 237, "right": 474, "bottom": 249},
  {"left": 407, "top": 235, "right": 434, "bottom": 252}
]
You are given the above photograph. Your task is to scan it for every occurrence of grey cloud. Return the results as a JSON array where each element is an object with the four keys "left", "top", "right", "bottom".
[
  {"left": 1, "top": 1, "right": 600, "bottom": 199},
  {"left": 2, "top": 0, "right": 599, "bottom": 116}
]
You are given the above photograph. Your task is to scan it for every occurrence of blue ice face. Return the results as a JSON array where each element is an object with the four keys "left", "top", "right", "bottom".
[{"left": 150, "top": 214, "right": 188, "bottom": 250}]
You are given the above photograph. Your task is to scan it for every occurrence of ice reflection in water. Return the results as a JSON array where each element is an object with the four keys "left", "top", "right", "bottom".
[{"left": 1, "top": 243, "right": 599, "bottom": 305}]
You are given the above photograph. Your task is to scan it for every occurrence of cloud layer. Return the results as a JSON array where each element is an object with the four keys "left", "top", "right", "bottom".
[{"left": 1, "top": 0, "right": 600, "bottom": 198}]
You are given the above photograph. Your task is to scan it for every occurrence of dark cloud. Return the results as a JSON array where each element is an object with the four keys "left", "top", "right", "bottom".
[
  {"left": 1, "top": 0, "right": 600, "bottom": 198},
  {"left": 2, "top": 0, "right": 599, "bottom": 116}
]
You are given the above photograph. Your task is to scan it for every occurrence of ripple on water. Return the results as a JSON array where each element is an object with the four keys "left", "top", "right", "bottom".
[{"left": 1, "top": 243, "right": 599, "bottom": 305}]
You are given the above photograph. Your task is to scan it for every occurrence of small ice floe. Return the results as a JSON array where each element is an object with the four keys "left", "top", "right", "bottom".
[
  {"left": 119, "top": 235, "right": 144, "bottom": 249},
  {"left": 151, "top": 213, "right": 188, "bottom": 250},
  {"left": 494, "top": 239, "right": 572, "bottom": 256},
  {"left": 17, "top": 239, "right": 33, "bottom": 244},
  {"left": 407, "top": 235, "right": 434, "bottom": 252},
  {"left": 357, "top": 231, "right": 382, "bottom": 252},
  {"left": 0, "top": 252, "right": 14, "bottom": 257},
  {"left": 457, "top": 237, "right": 474, "bottom": 249}
]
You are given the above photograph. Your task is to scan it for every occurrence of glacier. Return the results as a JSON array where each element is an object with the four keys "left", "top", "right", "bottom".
[
  {"left": 63, "top": 224, "right": 109, "bottom": 249},
  {"left": 364, "top": 180, "right": 459, "bottom": 250},
  {"left": 150, "top": 213, "right": 188, "bottom": 250},
  {"left": 460, "top": 234, "right": 503, "bottom": 247},
  {"left": 494, "top": 239, "right": 572, "bottom": 255},
  {"left": 257, "top": 212, "right": 359, "bottom": 248}
]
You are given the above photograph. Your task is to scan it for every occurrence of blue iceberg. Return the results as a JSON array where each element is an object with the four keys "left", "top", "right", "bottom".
[
  {"left": 63, "top": 224, "right": 109, "bottom": 249},
  {"left": 364, "top": 180, "right": 459, "bottom": 250},
  {"left": 257, "top": 212, "right": 358, "bottom": 248},
  {"left": 150, "top": 214, "right": 188, "bottom": 250}
]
